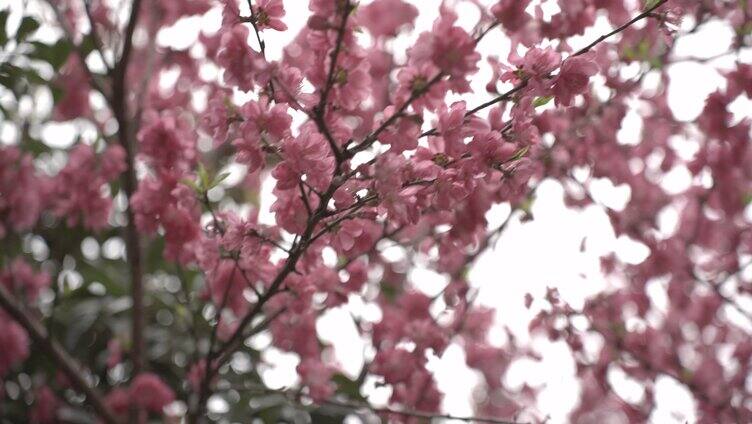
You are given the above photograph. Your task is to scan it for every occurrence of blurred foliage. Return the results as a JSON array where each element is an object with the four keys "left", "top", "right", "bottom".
[{"left": 0, "top": 5, "right": 376, "bottom": 422}]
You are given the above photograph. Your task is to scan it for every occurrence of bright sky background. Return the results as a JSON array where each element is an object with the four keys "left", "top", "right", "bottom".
[{"left": 3, "top": 0, "right": 752, "bottom": 422}]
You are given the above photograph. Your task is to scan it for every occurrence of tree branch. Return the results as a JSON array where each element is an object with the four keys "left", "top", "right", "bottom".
[
  {"left": 312, "top": 0, "right": 353, "bottom": 162},
  {"left": 422, "top": 0, "right": 670, "bottom": 139},
  {"left": 109, "top": 3, "right": 146, "bottom": 424},
  {"left": 0, "top": 284, "right": 121, "bottom": 424},
  {"left": 324, "top": 398, "right": 525, "bottom": 424}
]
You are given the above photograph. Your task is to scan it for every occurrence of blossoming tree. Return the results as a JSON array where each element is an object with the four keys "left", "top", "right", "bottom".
[{"left": 0, "top": 0, "right": 750, "bottom": 422}]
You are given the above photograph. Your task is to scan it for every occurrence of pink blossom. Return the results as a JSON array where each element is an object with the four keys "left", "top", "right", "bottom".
[
  {"left": 296, "top": 359, "right": 335, "bottom": 401},
  {"left": 372, "top": 347, "right": 420, "bottom": 384},
  {"left": 269, "top": 310, "right": 320, "bottom": 357},
  {"left": 359, "top": 0, "right": 418, "bottom": 39},
  {"left": 131, "top": 173, "right": 202, "bottom": 264},
  {"left": 138, "top": 111, "right": 196, "bottom": 171},
  {"left": 0, "top": 313, "right": 29, "bottom": 377},
  {"left": 205, "top": 260, "right": 249, "bottom": 316},
  {"left": 503, "top": 47, "right": 561, "bottom": 88},
  {"left": 129, "top": 373, "right": 175, "bottom": 414},
  {"left": 411, "top": 12, "right": 480, "bottom": 80},
  {"left": 220, "top": 0, "right": 242, "bottom": 29},
  {"left": 104, "top": 388, "right": 130, "bottom": 417},
  {"left": 0, "top": 147, "right": 49, "bottom": 238},
  {"left": 30, "top": 386, "right": 60, "bottom": 424},
  {"left": 253, "top": 0, "right": 287, "bottom": 31},
  {"left": 465, "top": 343, "right": 510, "bottom": 389},
  {"left": 271, "top": 189, "right": 310, "bottom": 234},
  {"left": 330, "top": 60, "right": 372, "bottom": 111},
  {"left": 51, "top": 144, "right": 125, "bottom": 230},
  {"left": 53, "top": 56, "right": 91, "bottom": 121},
  {"left": 216, "top": 25, "right": 266, "bottom": 91},
  {"left": 0, "top": 258, "right": 50, "bottom": 302},
  {"left": 552, "top": 54, "right": 599, "bottom": 106},
  {"left": 156, "top": 0, "right": 211, "bottom": 26},
  {"left": 375, "top": 106, "right": 422, "bottom": 153},
  {"left": 435, "top": 101, "right": 471, "bottom": 157},
  {"left": 491, "top": 0, "right": 532, "bottom": 33},
  {"left": 232, "top": 99, "right": 292, "bottom": 172},
  {"left": 272, "top": 124, "right": 334, "bottom": 192},
  {"left": 331, "top": 219, "right": 380, "bottom": 254},
  {"left": 725, "top": 62, "right": 752, "bottom": 98},
  {"left": 201, "top": 90, "right": 237, "bottom": 144},
  {"left": 238, "top": 99, "right": 292, "bottom": 144},
  {"left": 395, "top": 63, "right": 449, "bottom": 113}
]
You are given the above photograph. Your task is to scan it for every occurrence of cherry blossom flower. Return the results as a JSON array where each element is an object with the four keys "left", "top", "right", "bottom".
[
  {"left": 552, "top": 54, "right": 599, "bottom": 106},
  {"left": 129, "top": 373, "right": 175, "bottom": 414},
  {"left": 359, "top": 0, "right": 418, "bottom": 39}
]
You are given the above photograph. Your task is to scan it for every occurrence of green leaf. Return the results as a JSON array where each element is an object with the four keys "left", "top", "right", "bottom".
[
  {"left": 533, "top": 95, "right": 554, "bottom": 108},
  {"left": 78, "top": 33, "right": 97, "bottom": 56},
  {"left": 332, "top": 373, "right": 366, "bottom": 402},
  {"left": 643, "top": 0, "right": 662, "bottom": 10},
  {"left": 30, "top": 39, "right": 73, "bottom": 70},
  {"left": 50, "top": 85, "right": 63, "bottom": 103},
  {"left": 0, "top": 62, "right": 25, "bottom": 94},
  {"left": 510, "top": 146, "right": 530, "bottom": 161},
  {"left": 197, "top": 163, "right": 210, "bottom": 191},
  {"left": 16, "top": 16, "right": 40, "bottom": 41},
  {"left": 181, "top": 177, "right": 200, "bottom": 192},
  {"left": 210, "top": 171, "right": 231, "bottom": 188},
  {"left": 0, "top": 10, "right": 9, "bottom": 47}
]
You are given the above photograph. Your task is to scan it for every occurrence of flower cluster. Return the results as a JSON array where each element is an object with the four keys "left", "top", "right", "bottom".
[{"left": 1, "top": 0, "right": 750, "bottom": 423}]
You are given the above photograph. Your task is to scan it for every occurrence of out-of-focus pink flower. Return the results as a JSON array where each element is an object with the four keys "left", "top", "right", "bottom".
[
  {"left": 272, "top": 124, "right": 334, "bottom": 191},
  {"left": 504, "top": 47, "right": 561, "bottom": 87},
  {"left": 0, "top": 312, "right": 29, "bottom": 377},
  {"left": 254, "top": 0, "right": 287, "bottom": 31},
  {"left": 51, "top": 144, "right": 126, "bottom": 230},
  {"left": 296, "top": 359, "right": 335, "bottom": 401},
  {"left": 138, "top": 111, "right": 196, "bottom": 171},
  {"left": 104, "top": 388, "right": 130, "bottom": 418},
  {"left": 491, "top": 0, "right": 531, "bottom": 32},
  {"left": 0, "top": 147, "right": 50, "bottom": 238},
  {"left": 217, "top": 25, "right": 266, "bottom": 92},
  {"left": 53, "top": 56, "right": 91, "bottom": 121},
  {"left": 410, "top": 10, "right": 480, "bottom": 81},
  {"left": 129, "top": 373, "right": 175, "bottom": 414},
  {"left": 30, "top": 386, "right": 60, "bottom": 424},
  {"left": 372, "top": 347, "right": 420, "bottom": 384},
  {"left": 0, "top": 258, "right": 51, "bottom": 302},
  {"left": 359, "top": 0, "right": 418, "bottom": 39},
  {"left": 552, "top": 54, "right": 599, "bottom": 106},
  {"left": 725, "top": 62, "right": 752, "bottom": 98}
]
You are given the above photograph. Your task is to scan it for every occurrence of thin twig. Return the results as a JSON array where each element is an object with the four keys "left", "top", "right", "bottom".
[
  {"left": 423, "top": 0, "right": 670, "bottom": 139},
  {"left": 325, "top": 398, "right": 524, "bottom": 424},
  {"left": 312, "top": 0, "right": 353, "bottom": 162},
  {"left": 0, "top": 285, "right": 121, "bottom": 424}
]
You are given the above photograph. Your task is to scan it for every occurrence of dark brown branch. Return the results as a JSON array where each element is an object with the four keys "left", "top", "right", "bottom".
[
  {"left": 244, "top": 0, "right": 275, "bottom": 98},
  {"left": 311, "top": 0, "right": 353, "bottom": 162},
  {"left": 423, "top": 0, "right": 670, "bottom": 139},
  {"left": 347, "top": 19, "right": 502, "bottom": 157},
  {"left": 41, "top": 0, "right": 110, "bottom": 96},
  {"left": 111, "top": 3, "right": 145, "bottom": 424},
  {"left": 324, "top": 398, "right": 524, "bottom": 424},
  {"left": 234, "top": 382, "right": 524, "bottom": 424},
  {"left": 0, "top": 284, "right": 121, "bottom": 424},
  {"left": 82, "top": 0, "right": 113, "bottom": 73},
  {"left": 571, "top": 0, "right": 669, "bottom": 57}
]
